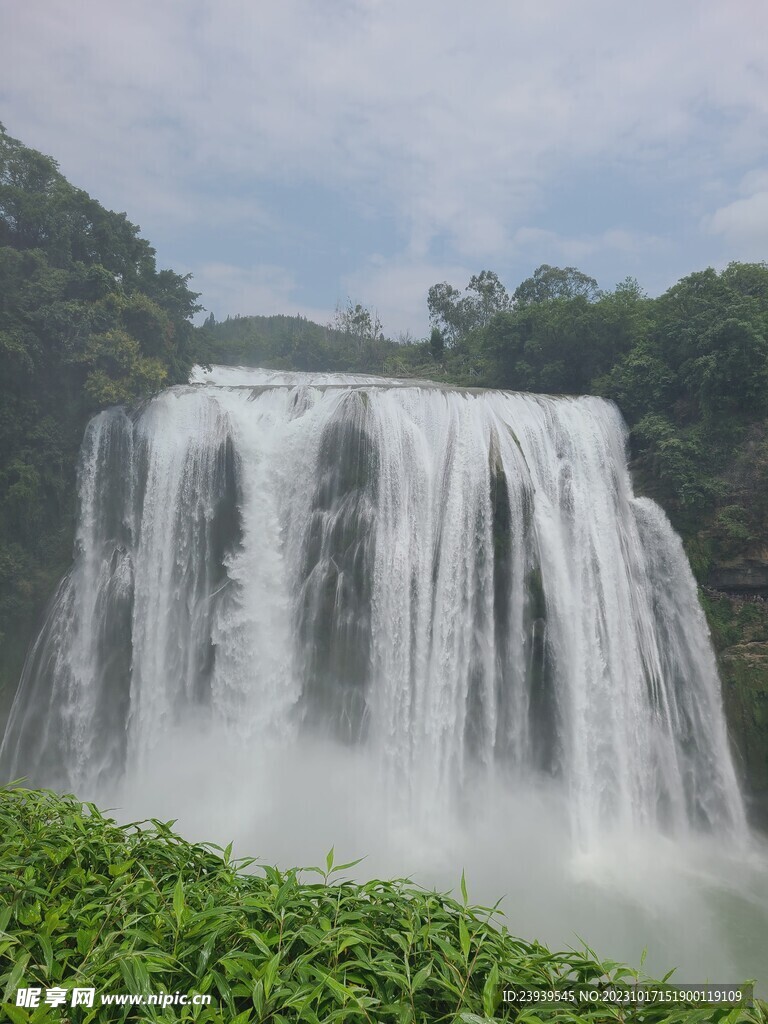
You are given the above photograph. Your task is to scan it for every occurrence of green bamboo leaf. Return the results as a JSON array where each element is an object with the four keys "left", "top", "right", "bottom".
[
  {"left": 173, "top": 874, "right": 186, "bottom": 927},
  {"left": 17, "top": 903, "right": 41, "bottom": 926},
  {"left": 242, "top": 930, "right": 274, "bottom": 957},
  {"left": 459, "top": 916, "right": 471, "bottom": 961},
  {"left": 108, "top": 859, "right": 134, "bottom": 877},
  {"left": 37, "top": 933, "right": 53, "bottom": 977},
  {"left": 2, "top": 1004, "right": 29, "bottom": 1024},
  {"left": 411, "top": 964, "right": 432, "bottom": 992},
  {"left": 321, "top": 972, "right": 355, "bottom": 1004},
  {"left": 2, "top": 953, "right": 30, "bottom": 1005},
  {"left": 482, "top": 962, "right": 499, "bottom": 1016},
  {"left": 334, "top": 857, "right": 366, "bottom": 872},
  {"left": 263, "top": 953, "right": 281, "bottom": 1000}
]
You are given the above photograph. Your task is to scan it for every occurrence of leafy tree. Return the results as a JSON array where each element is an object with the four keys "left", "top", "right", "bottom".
[
  {"left": 427, "top": 281, "right": 465, "bottom": 345},
  {"left": 594, "top": 339, "right": 675, "bottom": 421},
  {"left": 0, "top": 124, "right": 200, "bottom": 683},
  {"left": 721, "top": 260, "right": 768, "bottom": 300},
  {"left": 429, "top": 326, "right": 444, "bottom": 359},
  {"left": 427, "top": 271, "right": 511, "bottom": 345},
  {"left": 464, "top": 270, "right": 512, "bottom": 326},
  {"left": 330, "top": 299, "right": 383, "bottom": 353},
  {"left": 478, "top": 274, "right": 639, "bottom": 395},
  {"left": 513, "top": 264, "right": 600, "bottom": 307}
]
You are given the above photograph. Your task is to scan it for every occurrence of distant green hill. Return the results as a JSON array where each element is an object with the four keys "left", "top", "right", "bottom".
[{"left": 194, "top": 311, "right": 437, "bottom": 377}]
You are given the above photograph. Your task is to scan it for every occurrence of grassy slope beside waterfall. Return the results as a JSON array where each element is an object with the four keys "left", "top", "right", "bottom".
[
  {"left": 1, "top": 787, "right": 765, "bottom": 1024},
  {"left": 195, "top": 266, "right": 768, "bottom": 818}
]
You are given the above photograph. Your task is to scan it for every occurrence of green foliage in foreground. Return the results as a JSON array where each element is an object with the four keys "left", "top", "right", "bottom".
[{"left": 0, "top": 789, "right": 765, "bottom": 1024}]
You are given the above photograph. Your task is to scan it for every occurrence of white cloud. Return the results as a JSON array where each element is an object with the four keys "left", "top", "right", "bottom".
[
  {"left": 190, "top": 263, "right": 331, "bottom": 325},
  {"left": 510, "top": 226, "right": 666, "bottom": 263},
  {"left": 2, "top": 0, "right": 767, "bottom": 321},
  {"left": 706, "top": 164, "right": 768, "bottom": 259},
  {"left": 341, "top": 256, "right": 475, "bottom": 336},
  {"left": 707, "top": 192, "right": 768, "bottom": 257}
]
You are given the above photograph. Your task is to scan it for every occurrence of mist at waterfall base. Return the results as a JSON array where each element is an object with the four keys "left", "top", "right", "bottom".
[{"left": 3, "top": 367, "right": 768, "bottom": 991}]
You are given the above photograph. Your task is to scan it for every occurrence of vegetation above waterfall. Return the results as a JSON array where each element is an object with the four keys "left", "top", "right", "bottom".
[
  {"left": 0, "top": 126, "right": 200, "bottom": 677},
  {"left": 1, "top": 787, "right": 764, "bottom": 1024}
]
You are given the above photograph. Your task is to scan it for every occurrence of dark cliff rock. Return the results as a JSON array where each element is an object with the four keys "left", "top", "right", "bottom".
[
  {"left": 709, "top": 558, "right": 768, "bottom": 595},
  {"left": 720, "top": 642, "right": 768, "bottom": 828}
]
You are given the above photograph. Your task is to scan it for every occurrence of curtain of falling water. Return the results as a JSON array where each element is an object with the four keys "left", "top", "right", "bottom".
[{"left": 0, "top": 369, "right": 748, "bottom": 849}]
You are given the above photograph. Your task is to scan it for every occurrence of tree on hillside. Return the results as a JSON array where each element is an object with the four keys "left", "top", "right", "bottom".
[
  {"left": 330, "top": 298, "right": 383, "bottom": 353},
  {"left": 0, "top": 124, "right": 200, "bottom": 662},
  {"left": 513, "top": 264, "right": 600, "bottom": 307},
  {"left": 427, "top": 270, "right": 511, "bottom": 346},
  {"left": 429, "top": 326, "right": 444, "bottom": 359},
  {"left": 426, "top": 282, "right": 465, "bottom": 345},
  {"left": 646, "top": 263, "right": 768, "bottom": 422}
]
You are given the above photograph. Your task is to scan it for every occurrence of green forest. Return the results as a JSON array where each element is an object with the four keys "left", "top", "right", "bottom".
[
  {"left": 0, "top": 125, "right": 200, "bottom": 710},
  {"left": 2, "top": 127, "right": 768, "bottom": 813}
]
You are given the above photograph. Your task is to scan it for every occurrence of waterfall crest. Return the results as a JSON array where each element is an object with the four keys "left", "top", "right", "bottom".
[{"left": 1, "top": 368, "right": 747, "bottom": 845}]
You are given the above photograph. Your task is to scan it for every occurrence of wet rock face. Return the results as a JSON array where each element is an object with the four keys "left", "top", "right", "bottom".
[
  {"left": 720, "top": 643, "right": 768, "bottom": 828},
  {"left": 702, "top": 587, "right": 768, "bottom": 827},
  {"left": 709, "top": 559, "right": 768, "bottom": 595}
]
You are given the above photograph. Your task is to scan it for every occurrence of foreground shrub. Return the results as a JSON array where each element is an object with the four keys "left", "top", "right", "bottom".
[{"left": 0, "top": 787, "right": 764, "bottom": 1023}]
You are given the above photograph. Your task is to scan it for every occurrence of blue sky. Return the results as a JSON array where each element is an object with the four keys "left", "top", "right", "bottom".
[{"left": 2, "top": 0, "right": 767, "bottom": 335}]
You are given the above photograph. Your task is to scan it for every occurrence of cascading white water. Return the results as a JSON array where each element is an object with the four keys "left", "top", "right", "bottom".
[{"left": 3, "top": 367, "right": 767, "bottom": 986}]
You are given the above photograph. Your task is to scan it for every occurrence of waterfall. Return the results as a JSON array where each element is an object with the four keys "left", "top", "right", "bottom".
[{"left": 0, "top": 368, "right": 747, "bottom": 849}]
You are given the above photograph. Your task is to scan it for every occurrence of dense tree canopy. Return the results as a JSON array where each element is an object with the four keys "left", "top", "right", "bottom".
[
  {"left": 427, "top": 270, "right": 511, "bottom": 344},
  {"left": 0, "top": 125, "right": 200, "bottom": 668},
  {"left": 512, "top": 263, "right": 600, "bottom": 306}
]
